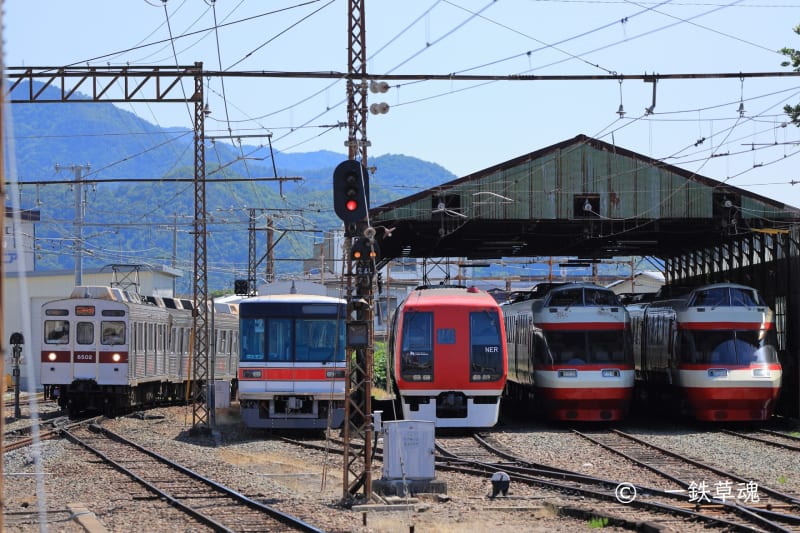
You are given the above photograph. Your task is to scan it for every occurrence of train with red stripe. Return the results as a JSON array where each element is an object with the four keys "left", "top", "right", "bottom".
[
  {"left": 40, "top": 286, "right": 239, "bottom": 417},
  {"left": 502, "top": 282, "right": 634, "bottom": 421},
  {"left": 237, "top": 293, "right": 347, "bottom": 429},
  {"left": 627, "top": 282, "right": 782, "bottom": 421},
  {"left": 387, "top": 285, "right": 507, "bottom": 428}
]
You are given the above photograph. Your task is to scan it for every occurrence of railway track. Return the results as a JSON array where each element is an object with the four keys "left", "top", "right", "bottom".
[
  {"left": 288, "top": 431, "right": 797, "bottom": 531},
  {"left": 63, "top": 422, "right": 326, "bottom": 533},
  {"left": 722, "top": 429, "right": 800, "bottom": 452},
  {"left": 3, "top": 415, "right": 80, "bottom": 452},
  {"left": 574, "top": 429, "right": 800, "bottom": 531}
]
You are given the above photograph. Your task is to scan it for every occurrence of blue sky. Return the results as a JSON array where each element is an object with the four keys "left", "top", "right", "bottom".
[{"left": 5, "top": 1, "right": 800, "bottom": 209}]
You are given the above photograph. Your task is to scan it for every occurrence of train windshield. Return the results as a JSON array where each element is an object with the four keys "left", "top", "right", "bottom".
[
  {"left": 400, "top": 311, "right": 433, "bottom": 378},
  {"left": 239, "top": 317, "right": 345, "bottom": 363},
  {"left": 539, "top": 330, "right": 633, "bottom": 365},
  {"left": 44, "top": 320, "right": 70, "bottom": 344},
  {"left": 678, "top": 328, "right": 779, "bottom": 364},
  {"left": 470, "top": 311, "right": 504, "bottom": 380},
  {"left": 689, "top": 286, "right": 765, "bottom": 307}
]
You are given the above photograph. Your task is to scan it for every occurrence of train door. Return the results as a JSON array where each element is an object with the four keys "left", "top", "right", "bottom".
[
  {"left": 266, "top": 318, "right": 294, "bottom": 393},
  {"left": 72, "top": 305, "right": 100, "bottom": 381}
]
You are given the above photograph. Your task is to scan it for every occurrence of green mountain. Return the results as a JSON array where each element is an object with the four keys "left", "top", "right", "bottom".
[{"left": 7, "top": 82, "right": 457, "bottom": 294}]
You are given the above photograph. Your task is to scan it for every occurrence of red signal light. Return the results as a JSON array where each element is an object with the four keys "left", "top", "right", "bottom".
[{"left": 346, "top": 199, "right": 358, "bottom": 212}]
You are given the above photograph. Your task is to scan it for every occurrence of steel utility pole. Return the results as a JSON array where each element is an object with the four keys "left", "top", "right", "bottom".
[{"left": 56, "top": 164, "right": 90, "bottom": 287}]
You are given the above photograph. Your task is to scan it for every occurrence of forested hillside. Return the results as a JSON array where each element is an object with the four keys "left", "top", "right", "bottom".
[{"left": 7, "top": 82, "right": 457, "bottom": 294}]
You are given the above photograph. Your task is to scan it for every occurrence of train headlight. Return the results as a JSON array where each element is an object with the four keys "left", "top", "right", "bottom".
[
  {"left": 47, "top": 352, "right": 57, "bottom": 362},
  {"left": 242, "top": 369, "right": 262, "bottom": 378},
  {"left": 112, "top": 353, "right": 121, "bottom": 362},
  {"left": 326, "top": 370, "right": 345, "bottom": 379},
  {"left": 558, "top": 369, "right": 578, "bottom": 378},
  {"left": 708, "top": 368, "right": 728, "bottom": 377},
  {"left": 601, "top": 369, "right": 621, "bottom": 378},
  {"left": 752, "top": 367, "right": 771, "bottom": 378}
]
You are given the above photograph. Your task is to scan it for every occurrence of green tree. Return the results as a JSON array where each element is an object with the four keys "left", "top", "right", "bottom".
[{"left": 780, "top": 24, "right": 800, "bottom": 125}]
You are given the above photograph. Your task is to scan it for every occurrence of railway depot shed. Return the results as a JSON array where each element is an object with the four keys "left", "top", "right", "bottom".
[{"left": 369, "top": 134, "right": 800, "bottom": 417}]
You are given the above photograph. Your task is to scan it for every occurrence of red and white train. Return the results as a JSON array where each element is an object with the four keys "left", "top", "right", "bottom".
[
  {"left": 627, "top": 282, "right": 782, "bottom": 421},
  {"left": 502, "top": 282, "right": 634, "bottom": 421},
  {"left": 237, "top": 294, "right": 347, "bottom": 429},
  {"left": 40, "top": 285, "right": 239, "bottom": 417},
  {"left": 387, "top": 285, "right": 507, "bottom": 428}
]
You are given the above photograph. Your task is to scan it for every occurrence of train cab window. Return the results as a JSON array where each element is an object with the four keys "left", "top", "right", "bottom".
[
  {"left": 240, "top": 318, "right": 266, "bottom": 361},
  {"left": 295, "top": 319, "right": 345, "bottom": 362},
  {"left": 101, "top": 321, "right": 126, "bottom": 345},
  {"left": 400, "top": 312, "right": 433, "bottom": 379},
  {"left": 401, "top": 312, "right": 433, "bottom": 352},
  {"left": 76, "top": 322, "right": 94, "bottom": 345},
  {"left": 585, "top": 289, "right": 618, "bottom": 306},
  {"left": 547, "top": 288, "right": 583, "bottom": 307},
  {"left": 691, "top": 288, "right": 729, "bottom": 307},
  {"left": 267, "top": 319, "right": 293, "bottom": 362},
  {"left": 44, "top": 320, "right": 70, "bottom": 344},
  {"left": 730, "top": 287, "right": 760, "bottom": 307},
  {"left": 469, "top": 311, "right": 503, "bottom": 380}
]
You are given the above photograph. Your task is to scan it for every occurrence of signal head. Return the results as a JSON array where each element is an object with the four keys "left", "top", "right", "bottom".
[{"left": 333, "top": 160, "right": 370, "bottom": 223}]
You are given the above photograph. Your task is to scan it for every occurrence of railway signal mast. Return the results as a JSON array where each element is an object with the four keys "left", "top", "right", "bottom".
[{"left": 338, "top": 0, "right": 380, "bottom": 504}]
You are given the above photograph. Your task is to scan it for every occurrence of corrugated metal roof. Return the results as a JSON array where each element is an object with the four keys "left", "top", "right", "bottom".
[{"left": 370, "top": 134, "right": 800, "bottom": 262}]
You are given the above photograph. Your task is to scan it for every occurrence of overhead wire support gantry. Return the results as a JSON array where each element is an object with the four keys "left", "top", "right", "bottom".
[
  {"left": 5, "top": 63, "right": 216, "bottom": 434},
  {"left": 6, "top": 66, "right": 800, "bottom": 106}
]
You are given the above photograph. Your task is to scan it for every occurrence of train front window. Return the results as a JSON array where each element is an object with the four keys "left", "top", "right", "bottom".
[
  {"left": 294, "top": 318, "right": 345, "bottom": 362},
  {"left": 44, "top": 320, "right": 70, "bottom": 344},
  {"left": 400, "top": 311, "right": 433, "bottom": 379},
  {"left": 240, "top": 318, "right": 266, "bottom": 361},
  {"left": 545, "top": 331, "right": 588, "bottom": 364},
  {"left": 470, "top": 311, "right": 503, "bottom": 381},
  {"left": 587, "top": 330, "right": 632, "bottom": 363},
  {"left": 76, "top": 322, "right": 94, "bottom": 345},
  {"left": 681, "top": 329, "right": 779, "bottom": 364},
  {"left": 584, "top": 289, "right": 619, "bottom": 306},
  {"left": 267, "top": 319, "right": 293, "bottom": 362}
]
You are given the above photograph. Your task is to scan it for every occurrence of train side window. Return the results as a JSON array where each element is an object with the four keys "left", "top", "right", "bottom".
[
  {"left": 76, "top": 322, "right": 94, "bottom": 345},
  {"left": 44, "top": 320, "right": 70, "bottom": 344},
  {"left": 101, "top": 321, "right": 126, "bottom": 345}
]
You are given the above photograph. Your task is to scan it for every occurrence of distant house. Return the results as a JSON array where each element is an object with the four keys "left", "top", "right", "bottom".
[{"left": 606, "top": 271, "right": 665, "bottom": 298}]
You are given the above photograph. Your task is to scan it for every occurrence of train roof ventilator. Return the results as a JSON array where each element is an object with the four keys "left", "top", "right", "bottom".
[{"left": 371, "top": 412, "right": 448, "bottom": 497}]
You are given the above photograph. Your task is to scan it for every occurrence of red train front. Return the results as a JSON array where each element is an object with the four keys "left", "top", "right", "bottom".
[
  {"left": 629, "top": 283, "right": 782, "bottom": 421},
  {"left": 388, "top": 285, "right": 507, "bottom": 428}
]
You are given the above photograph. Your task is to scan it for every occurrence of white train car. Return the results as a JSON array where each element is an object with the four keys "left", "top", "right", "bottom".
[
  {"left": 40, "top": 285, "right": 238, "bottom": 416},
  {"left": 503, "top": 282, "right": 634, "bottom": 421},
  {"left": 628, "top": 282, "right": 782, "bottom": 421},
  {"left": 237, "top": 294, "right": 347, "bottom": 429}
]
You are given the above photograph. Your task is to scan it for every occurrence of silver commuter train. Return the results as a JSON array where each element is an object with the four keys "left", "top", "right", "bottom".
[{"left": 40, "top": 285, "right": 239, "bottom": 416}]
